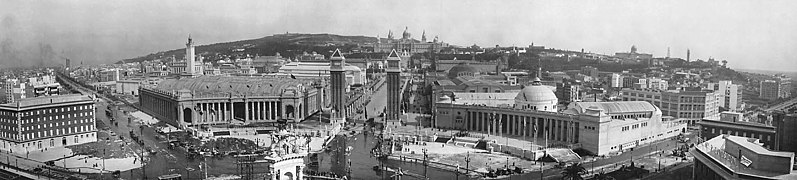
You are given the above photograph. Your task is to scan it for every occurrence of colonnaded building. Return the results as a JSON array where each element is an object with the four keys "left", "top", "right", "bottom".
[
  {"left": 138, "top": 76, "right": 324, "bottom": 129},
  {"left": 0, "top": 94, "right": 97, "bottom": 153},
  {"left": 435, "top": 78, "right": 687, "bottom": 156}
]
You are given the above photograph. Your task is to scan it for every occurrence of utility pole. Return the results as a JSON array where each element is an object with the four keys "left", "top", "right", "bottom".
[
  {"left": 422, "top": 148, "right": 428, "bottom": 177},
  {"left": 540, "top": 162, "right": 544, "bottom": 180},
  {"left": 464, "top": 152, "right": 471, "bottom": 176}
]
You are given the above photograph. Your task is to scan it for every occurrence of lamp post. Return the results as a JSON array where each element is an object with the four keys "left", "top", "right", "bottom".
[
  {"left": 422, "top": 148, "right": 429, "bottom": 177},
  {"left": 464, "top": 151, "right": 471, "bottom": 175},
  {"left": 540, "top": 161, "right": 544, "bottom": 180}
]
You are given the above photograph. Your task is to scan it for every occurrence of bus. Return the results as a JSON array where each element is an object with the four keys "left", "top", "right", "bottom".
[{"left": 158, "top": 174, "right": 182, "bottom": 180}]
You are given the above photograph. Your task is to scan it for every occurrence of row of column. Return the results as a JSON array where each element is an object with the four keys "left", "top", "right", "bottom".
[
  {"left": 195, "top": 102, "right": 229, "bottom": 124},
  {"left": 245, "top": 101, "right": 281, "bottom": 121},
  {"left": 140, "top": 93, "right": 173, "bottom": 121},
  {"left": 465, "top": 111, "right": 580, "bottom": 144}
]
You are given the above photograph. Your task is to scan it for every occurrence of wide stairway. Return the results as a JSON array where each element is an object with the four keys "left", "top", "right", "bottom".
[{"left": 545, "top": 148, "right": 582, "bottom": 163}]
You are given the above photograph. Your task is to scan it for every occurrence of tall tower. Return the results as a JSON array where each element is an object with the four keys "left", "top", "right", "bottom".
[
  {"left": 687, "top": 48, "right": 691, "bottom": 62},
  {"left": 421, "top": 30, "right": 427, "bottom": 42},
  {"left": 329, "top": 49, "right": 347, "bottom": 123},
  {"left": 185, "top": 34, "right": 196, "bottom": 75},
  {"left": 386, "top": 49, "right": 401, "bottom": 124}
]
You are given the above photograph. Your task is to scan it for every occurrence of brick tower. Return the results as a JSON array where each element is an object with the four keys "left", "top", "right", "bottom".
[
  {"left": 329, "top": 49, "right": 347, "bottom": 123},
  {"left": 386, "top": 49, "right": 401, "bottom": 124}
]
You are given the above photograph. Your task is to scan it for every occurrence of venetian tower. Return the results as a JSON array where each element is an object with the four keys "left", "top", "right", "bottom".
[
  {"left": 329, "top": 49, "right": 347, "bottom": 123},
  {"left": 386, "top": 49, "right": 401, "bottom": 124}
]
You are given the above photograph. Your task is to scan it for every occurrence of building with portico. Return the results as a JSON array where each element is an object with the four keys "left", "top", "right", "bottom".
[
  {"left": 138, "top": 76, "right": 323, "bottom": 129},
  {"left": 434, "top": 77, "right": 686, "bottom": 155}
]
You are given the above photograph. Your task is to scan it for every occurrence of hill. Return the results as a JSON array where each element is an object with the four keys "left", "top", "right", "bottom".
[{"left": 116, "top": 33, "right": 377, "bottom": 64}]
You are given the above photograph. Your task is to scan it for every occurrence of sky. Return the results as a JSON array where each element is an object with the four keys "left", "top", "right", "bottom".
[{"left": 1, "top": 0, "right": 796, "bottom": 71}]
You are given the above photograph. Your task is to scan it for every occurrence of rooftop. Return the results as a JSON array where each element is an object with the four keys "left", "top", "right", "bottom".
[
  {"left": 0, "top": 94, "right": 94, "bottom": 109},
  {"left": 154, "top": 76, "right": 314, "bottom": 97},
  {"left": 441, "top": 92, "right": 520, "bottom": 107},
  {"left": 698, "top": 119, "right": 775, "bottom": 131},
  {"left": 693, "top": 135, "right": 797, "bottom": 179},
  {"left": 568, "top": 101, "right": 658, "bottom": 114}
]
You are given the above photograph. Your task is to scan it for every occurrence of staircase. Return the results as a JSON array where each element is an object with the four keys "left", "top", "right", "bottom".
[{"left": 545, "top": 148, "right": 582, "bottom": 163}]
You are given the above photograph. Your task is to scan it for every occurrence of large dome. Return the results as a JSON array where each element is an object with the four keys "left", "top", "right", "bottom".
[
  {"left": 515, "top": 85, "right": 558, "bottom": 102},
  {"left": 515, "top": 78, "right": 558, "bottom": 112},
  {"left": 447, "top": 62, "right": 480, "bottom": 79}
]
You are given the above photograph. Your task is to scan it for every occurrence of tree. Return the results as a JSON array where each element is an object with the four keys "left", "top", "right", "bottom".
[{"left": 561, "top": 163, "right": 587, "bottom": 180}]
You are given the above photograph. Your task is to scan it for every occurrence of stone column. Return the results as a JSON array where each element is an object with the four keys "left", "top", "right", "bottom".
[
  {"left": 177, "top": 104, "right": 184, "bottom": 125},
  {"left": 281, "top": 101, "right": 286, "bottom": 120},
  {"left": 221, "top": 102, "right": 229, "bottom": 121},
  {"left": 214, "top": 102, "right": 219, "bottom": 122},
  {"left": 266, "top": 101, "right": 274, "bottom": 120},
  {"left": 246, "top": 101, "right": 252, "bottom": 122},
  {"left": 262, "top": 101, "right": 267, "bottom": 120},
  {"left": 522, "top": 116, "right": 529, "bottom": 137},
  {"left": 466, "top": 112, "right": 471, "bottom": 131},
  {"left": 517, "top": 116, "right": 522, "bottom": 137},
  {"left": 270, "top": 101, "right": 276, "bottom": 120},
  {"left": 230, "top": 101, "right": 235, "bottom": 122},
  {"left": 508, "top": 115, "right": 513, "bottom": 136},
  {"left": 254, "top": 101, "right": 259, "bottom": 121}
]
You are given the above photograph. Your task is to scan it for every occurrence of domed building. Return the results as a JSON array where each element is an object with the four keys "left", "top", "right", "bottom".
[
  {"left": 446, "top": 62, "right": 481, "bottom": 79},
  {"left": 372, "top": 27, "right": 449, "bottom": 54},
  {"left": 515, "top": 77, "right": 558, "bottom": 112}
]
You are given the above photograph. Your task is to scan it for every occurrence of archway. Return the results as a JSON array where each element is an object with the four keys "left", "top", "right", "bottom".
[
  {"left": 183, "top": 108, "right": 193, "bottom": 123},
  {"left": 285, "top": 105, "right": 295, "bottom": 119},
  {"left": 283, "top": 171, "right": 294, "bottom": 180}
]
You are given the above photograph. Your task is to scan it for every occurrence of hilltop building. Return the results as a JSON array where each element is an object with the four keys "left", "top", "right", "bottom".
[
  {"left": 614, "top": 45, "right": 653, "bottom": 64},
  {"left": 372, "top": 27, "right": 449, "bottom": 54}
]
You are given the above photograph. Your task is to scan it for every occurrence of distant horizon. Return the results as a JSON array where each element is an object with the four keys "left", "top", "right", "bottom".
[
  {"left": 1, "top": 0, "right": 795, "bottom": 71},
  {"left": 734, "top": 68, "right": 797, "bottom": 74}
]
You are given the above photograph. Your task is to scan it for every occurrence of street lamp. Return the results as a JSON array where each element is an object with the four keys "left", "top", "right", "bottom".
[{"left": 464, "top": 151, "right": 471, "bottom": 175}]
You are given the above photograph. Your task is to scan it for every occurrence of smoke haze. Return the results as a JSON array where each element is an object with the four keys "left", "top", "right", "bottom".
[{"left": 0, "top": 0, "right": 795, "bottom": 71}]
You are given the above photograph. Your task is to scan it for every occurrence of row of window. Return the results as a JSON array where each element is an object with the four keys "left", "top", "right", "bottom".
[
  {"left": 17, "top": 111, "right": 93, "bottom": 125},
  {"left": 13, "top": 133, "right": 95, "bottom": 149},
  {"left": 5, "top": 104, "right": 94, "bottom": 117},
  {"left": 21, "top": 125, "right": 94, "bottom": 140},
  {"left": 708, "top": 128, "right": 772, "bottom": 142},
  {"left": 609, "top": 128, "right": 681, "bottom": 150},
  {"left": 610, "top": 113, "right": 651, "bottom": 120},
  {"left": 620, "top": 122, "right": 648, "bottom": 131}
]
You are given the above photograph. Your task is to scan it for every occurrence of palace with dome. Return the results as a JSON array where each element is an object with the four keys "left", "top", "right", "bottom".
[
  {"left": 372, "top": 27, "right": 449, "bottom": 54},
  {"left": 433, "top": 62, "right": 686, "bottom": 156}
]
